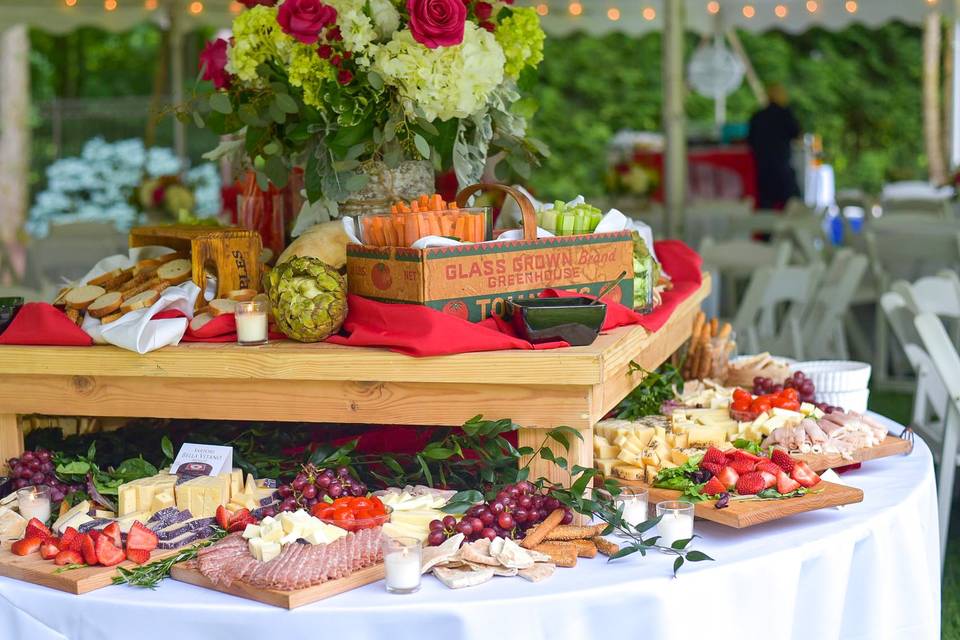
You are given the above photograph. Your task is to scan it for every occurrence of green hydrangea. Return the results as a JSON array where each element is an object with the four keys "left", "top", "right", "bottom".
[
  {"left": 227, "top": 5, "right": 295, "bottom": 83},
  {"left": 495, "top": 7, "right": 545, "bottom": 78},
  {"left": 373, "top": 23, "right": 505, "bottom": 121},
  {"left": 287, "top": 43, "right": 336, "bottom": 108}
]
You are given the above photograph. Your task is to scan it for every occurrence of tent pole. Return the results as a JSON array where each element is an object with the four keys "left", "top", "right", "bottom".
[
  {"left": 0, "top": 24, "right": 30, "bottom": 279},
  {"left": 725, "top": 29, "right": 766, "bottom": 106},
  {"left": 924, "top": 9, "right": 947, "bottom": 185},
  {"left": 169, "top": 0, "right": 187, "bottom": 171},
  {"left": 952, "top": 0, "right": 960, "bottom": 169},
  {"left": 663, "top": 0, "right": 686, "bottom": 239}
]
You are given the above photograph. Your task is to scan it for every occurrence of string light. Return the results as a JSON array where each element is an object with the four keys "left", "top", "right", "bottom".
[
  {"left": 104, "top": 0, "right": 117, "bottom": 10},
  {"left": 229, "top": 1, "right": 244, "bottom": 12},
  {"left": 844, "top": 0, "right": 857, "bottom": 12},
  {"left": 642, "top": 6, "right": 656, "bottom": 20},
  {"left": 144, "top": 0, "right": 157, "bottom": 9},
  {"left": 926, "top": 0, "right": 938, "bottom": 5},
  {"left": 188, "top": 0, "right": 203, "bottom": 13},
  {"left": 536, "top": 3, "right": 548, "bottom": 15},
  {"left": 806, "top": 0, "right": 818, "bottom": 12},
  {"left": 707, "top": 1, "right": 720, "bottom": 14},
  {"left": 775, "top": 4, "right": 787, "bottom": 18},
  {"left": 742, "top": 4, "right": 754, "bottom": 18},
  {"left": 64, "top": 0, "right": 77, "bottom": 6},
  {"left": 607, "top": 7, "right": 620, "bottom": 20},
  {"left": 568, "top": 2, "right": 582, "bottom": 15}
]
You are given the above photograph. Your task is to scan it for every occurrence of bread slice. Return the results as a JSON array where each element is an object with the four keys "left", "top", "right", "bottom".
[
  {"left": 100, "top": 311, "right": 124, "bottom": 325},
  {"left": 155, "top": 251, "right": 189, "bottom": 265},
  {"left": 189, "top": 312, "right": 213, "bottom": 333},
  {"left": 208, "top": 299, "right": 237, "bottom": 317},
  {"left": 100, "top": 267, "right": 135, "bottom": 291},
  {"left": 157, "top": 259, "right": 191, "bottom": 285},
  {"left": 65, "top": 307, "right": 82, "bottom": 325},
  {"left": 65, "top": 285, "right": 106, "bottom": 310},
  {"left": 120, "top": 289, "right": 160, "bottom": 313},
  {"left": 52, "top": 287, "right": 71, "bottom": 307},
  {"left": 134, "top": 259, "right": 162, "bottom": 276},
  {"left": 121, "top": 278, "right": 161, "bottom": 301},
  {"left": 87, "top": 268, "right": 124, "bottom": 287},
  {"left": 227, "top": 288, "right": 258, "bottom": 302},
  {"left": 87, "top": 291, "right": 122, "bottom": 318}
]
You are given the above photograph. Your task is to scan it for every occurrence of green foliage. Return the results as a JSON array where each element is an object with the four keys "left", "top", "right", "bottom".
[{"left": 615, "top": 362, "right": 684, "bottom": 420}]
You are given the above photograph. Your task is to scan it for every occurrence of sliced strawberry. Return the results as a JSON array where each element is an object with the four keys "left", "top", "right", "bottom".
[
  {"left": 228, "top": 508, "right": 251, "bottom": 525},
  {"left": 11, "top": 536, "right": 43, "bottom": 556},
  {"left": 729, "top": 458, "right": 756, "bottom": 475},
  {"left": 126, "top": 521, "right": 159, "bottom": 552},
  {"left": 758, "top": 470, "right": 778, "bottom": 489},
  {"left": 79, "top": 534, "right": 98, "bottom": 565},
  {"left": 702, "top": 447, "right": 727, "bottom": 467},
  {"left": 39, "top": 541, "right": 61, "bottom": 560},
  {"left": 59, "top": 527, "right": 79, "bottom": 549},
  {"left": 68, "top": 533, "right": 84, "bottom": 552},
  {"left": 701, "top": 461, "right": 724, "bottom": 478},
  {"left": 88, "top": 530, "right": 101, "bottom": 543},
  {"left": 54, "top": 549, "right": 84, "bottom": 566},
  {"left": 756, "top": 461, "right": 783, "bottom": 477},
  {"left": 94, "top": 535, "right": 125, "bottom": 566},
  {"left": 126, "top": 547, "right": 151, "bottom": 565},
  {"left": 702, "top": 476, "right": 727, "bottom": 496},
  {"left": 717, "top": 466, "right": 739, "bottom": 490},
  {"left": 777, "top": 470, "right": 801, "bottom": 494},
  {"left": 791, "top": 461, "right": 821, "bottom": 488},
  {"left": 215, "top": 505, "right": 232, "bottom": 530},
  {"left": 735, "top": 471, "right": 765, "bottom": 495},
  {"left": 25, "top": 518, "right": 52, "bottom": 540},
  {"left": 227, "top": 515, "right": 256, "bottom": 533},
  {"left": 731, "top": 449, "right": 763, "bottom": 463},
  {"left": 770, "top": 448, "right": 795, "bottom": 473},
  {"left": 102, "top": 522, "right": 122, "bottom": 548}
]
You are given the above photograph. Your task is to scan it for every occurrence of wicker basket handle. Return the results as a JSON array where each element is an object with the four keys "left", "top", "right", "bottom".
[{"left": 455, "top": 183, "right": 538, "bottom": 242}]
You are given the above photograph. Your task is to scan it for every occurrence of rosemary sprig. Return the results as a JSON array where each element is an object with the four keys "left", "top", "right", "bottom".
[
  {"left": 53, "top": 563, "right": 86, "bottom": 574},
  {"left": 112, "top": 528, "right": 228, "bottom": 589}
]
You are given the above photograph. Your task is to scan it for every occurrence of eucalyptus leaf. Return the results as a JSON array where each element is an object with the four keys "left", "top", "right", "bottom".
[
  {"left": 264, "top": 156, "right": 289, "bottom": 188},
  {"left": 367, "top": 70, "right": 384, "bottom": 91},
  {"left": 684, "top": 550, "right": 713, "bottom": 562},
  {"left": 673, "top": 557, "right": 684, "bottom": 575},
  {"left": 209, "top": 92, "right": 233, "bottom": 115},
  {"left": 191, "top": 110, "right": 205, "bottom": 129},
  {"left": 413, "top": 133, "right": 431, "bottom": 159},
  {"left": 275, "top": 93, "right": 300, "bottom": 114}
]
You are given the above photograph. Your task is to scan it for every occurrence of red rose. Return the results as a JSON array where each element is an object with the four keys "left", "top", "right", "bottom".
[
  {"left": 407, "top": 0, "right": 467, "bottom": 49},
  {"left": 327, "top": 26, "right": 342, "bottom": 41},
  {"left": 337, "top": 69, "right": 354, "bottom": 85},
  {"left": 277, "top": 0, "right": 338, "bottom": 45},
  {"left": 479, "top": 20, "right": 494, "bottom": 32},
  {"left": 240, "top": 0, "right": 277, "bottom": 6},
  {"left": 474, "top": 1, "right": 492, "bottom": 20},
  {"left": 317, "top": 44, "right": 333, "bottom": 59},
  {"left": 331, "top": 54, "right": 342, "bottom": 67},
  {"left": 199, "top": 38, "right": 231, "bottom": 90}
]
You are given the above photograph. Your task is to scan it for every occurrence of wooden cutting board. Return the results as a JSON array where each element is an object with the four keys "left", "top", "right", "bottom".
[
  {"left": 170, "top": 562, "right": 385, "bottom": 609},
  {"left": 794, "top": 435, "right": 913, "bottom": 472},
  {"left": 609, "top": 480, "right": 863, "bottom": 528},
  {"left": 0, "top": 541, "right": 198, "bottom": 595}
]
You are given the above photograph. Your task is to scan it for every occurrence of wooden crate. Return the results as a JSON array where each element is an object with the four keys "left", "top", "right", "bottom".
[{"left": 129, "top": 226, "right": 263, "bottom": 303}]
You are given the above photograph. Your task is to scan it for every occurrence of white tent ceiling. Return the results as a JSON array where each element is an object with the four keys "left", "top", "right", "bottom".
[{"left": 0, "top": 0, "right": 236, "bottom": 34}]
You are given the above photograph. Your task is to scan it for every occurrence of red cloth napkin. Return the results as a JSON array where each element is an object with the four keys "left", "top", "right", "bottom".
[
  {"left": 151, "top": 309, "right": 285, "bottom": 343},
  {"left": 0, "top": 303, "right": 93, "bottom": 346}
]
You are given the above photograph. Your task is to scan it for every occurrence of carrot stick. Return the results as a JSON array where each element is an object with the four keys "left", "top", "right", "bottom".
[
  {"left": 440, "top": 213, "right": 454, "bottom": 236},
  {"left": 454, "top": 215, "right": 468, "bottom": 242},
  {"left": 449, "top": 202, "right": 458, "bottom": 210},
  {"left": 393, "top": 219, "right": 405, "bottom": 246},
  {"left": 428, "top": 212, "right": 442, "bottom": 236},
  {"left": 475, "top": 213, "right": 485, "bottom": 241},
  {"left": 411, "top": 201, "right": 420, "bottom": 213},
  {"left": 431, "top": 194, "right": 443, "bottom": 211},
  {"left": 374, "top": 217, "right": 389, "bottom": 246},
  {"left": 419, "top": 194, "right": 429, "bottom": 209},
  {"left": 382, "top": 218, "right": 398, "bottom": 246},
  {"left": 390, "top": 205, "right": 398, "bottom": 214},
  {"left": 362, "top": 217, "right": 374, "bottom": 245},
  {"left": 405, "top": 214, "right": 419, "bottom": 246}
]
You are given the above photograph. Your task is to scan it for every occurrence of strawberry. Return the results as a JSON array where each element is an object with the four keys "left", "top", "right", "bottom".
[
  {"left": 94, "top": 535, "right": 125, "bottom": 566},
  {"left": 729, "top": 458, "right": 757, "bottom": 475},
  {"left": 24, "top": 518, "right": 51, "bottom": 541},
  {"left": 59, "top": 527, "right": 79, "bottom": 549},
  {"left": 701, "top": 461, "right": 724, "bottom": 478},
  {"left": 756, "top": 461, "right": 783, "bottom": 477},
  {"left": 758, "top": 470, "right": 778, "bottom": 489},
  {"left": 54, "top": 549, "right": 84, "bottom": 566},
  {"left": 770, "top": 448, "right": 795, "bottom": 473},
  {"left": 777, "top": 470, "right": 801, "bottom": 494},
  {"left": 228, "top": 508, "right": 251, "bottom": 525},
  {"left": 102, "top": 522, "right": 122, "bottom": 548},
  {"left": 790, "top": 461, "right": 821, "bottom": 488},
  {"left": 126, "top": 548, "right": 151, "bottom": 565},
  {"left": 11, "top": 536, "right": 43, "bottom": 556},
  {"left": 126, "top": 522, "right": 158, "bottom": 552},
  {"left": 88, "top": 530, "right": 101, "bottom": 543},
  {"left": 730, "top": 449, "right": 763, "bottom": 463},
  {"left": 702, "top": 447, "right": 727, "bottom": 467},
  {"left": 79, "top": 534, "right": 98, "bottom": 566},
  {"left": 68, "top": 533, "right": 84, "bottom": 553},
  {"left": 717, "top": 466, "right": 740, "bottom": 490},
  {"left": 39, "top": 540, "right": 61, "bottom": 560},
  {"left": 735, "top": 472, "right": 765, "bottom": 495},
  {"left": 228, "top": 516, "right": 255, "bottom": 533},
  {"left": 215, "top": 505, "right": 232, "bottom": 530},
  {"left": 702, "top": 476, "right": 726, "bottom": 496}
]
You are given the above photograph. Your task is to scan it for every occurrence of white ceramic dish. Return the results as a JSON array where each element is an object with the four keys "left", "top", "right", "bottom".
[
  {"left": 817, "top": 389, "right": 870, "bottom": 414},
  {"left": 790, "top": 360, "right": 872, "bottom": 393}
]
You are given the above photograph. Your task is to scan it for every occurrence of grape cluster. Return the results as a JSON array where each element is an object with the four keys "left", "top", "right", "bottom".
[
  {"left": 5, "top": 449, "right": 78, "bottom": 502},
  {"left": 753, "top": 371, "right": 816, "bottom": 404},
  {"left": 426, "top": 481, "right": 573, "bottom": 546},
  {"left": 276, "top": 464, "right": 367, "bottom": 513}
]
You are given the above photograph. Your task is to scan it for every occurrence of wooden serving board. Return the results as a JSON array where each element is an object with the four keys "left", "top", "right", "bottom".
[
  {"left": 0, "top": 541, "right": 198, "bottom": 595},
  {"left": 170, "top": 562, "right": 385, "bottom": 609},
  {"left": 794, "top": 435, "right": 913, "bottom": 472},
  {"left": 606, "top": 479, "right": 863, "bottom": 528}
]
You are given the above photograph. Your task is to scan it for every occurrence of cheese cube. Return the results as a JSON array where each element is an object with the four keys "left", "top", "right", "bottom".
[
  {"left": 612, "top": 464, "right": 645, "bottom": 481},
  {"left": 771, "top": 407, "right": 803, "bottom": 420},
  {"left": 150, "top": 490, "right": 175, "bottom": 513},
  {"left": 595, "top": 458, "right": 619, "bottom": 476},
  {"left": 644, "top": 465, "right": 660, "bottom": 484},
  {"left": 673, "top": 433, "right": 689, "bottom": 448},
  {"left": 595, "top": 443, "right": 620, "bottom": 459},
  {"left": 687, "top": 425, "right": 727, "bottom": 447},
  {"left": 259, "top": 517, "right": 283, "bottom": 542},
  {"left": 175, "top": 475, "right": 228, "bottom": 518},
  {"left": 242, "top": 524, "right": 261, "bottom": 539},
  {"left": 261, "top": 541, "right": 281, "bottom": 562},
  {"left": 800, "top": 402, "right": 816, "bottom": 415},
  {"left": 118, "top": 485, "right": 138, "bottom": 516}
]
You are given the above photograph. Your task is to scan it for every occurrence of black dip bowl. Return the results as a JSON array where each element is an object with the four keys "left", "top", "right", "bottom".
[
  {"left": 505, "top": 297, "right": 606, "bottom": 346},
  {"left": 0, "top": 297, "right": 23, "bottom": 336}
]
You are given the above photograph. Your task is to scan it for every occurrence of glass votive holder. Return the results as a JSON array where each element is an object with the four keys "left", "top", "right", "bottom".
[
  {"left": 614, "top": 486, "right": 649, "bottom": 535},
  {"left": 235, "top": 300, "right": 269, "bottom": 346},
  {"left": 382, "top": 536, "right": 422, "bottom": 594},
  {"left": 655, "top": 500, "right": 694, "bottom": 549},
  {"left": 17, "top": 485, "right": 51, "bottom": 523}
]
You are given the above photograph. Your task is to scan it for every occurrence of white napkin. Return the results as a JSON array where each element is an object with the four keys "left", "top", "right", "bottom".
[{"left": 84, "top": 282, "right": 200, "bottom": 354}]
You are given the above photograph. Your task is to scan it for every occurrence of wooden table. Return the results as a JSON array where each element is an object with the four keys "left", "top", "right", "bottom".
[{"left": 0, "top": 277, "right": 709, "bottom": 483}]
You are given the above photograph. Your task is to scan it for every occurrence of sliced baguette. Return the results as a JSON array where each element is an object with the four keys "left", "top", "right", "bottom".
[
  {"left": 157, "top": 259, "right": 191, "bottom": 285},
  {"left": 189, "top": 312, "right": 214, "bottom": 333},
  {"left": 52, "top": 287, "right": 71, "bottom": 307},
  {"left": 155, "top": 251, "right": 189, "bottom": 265},
  {"left": 227, "top": 288, "right": 258, "bottom": 302},
  {"left": 134, "top": 259, "right": 162, "bottom": 276},
  {"left": 100, "top": 311, "right": 124, "bottom": 325},
  {"left": 208, "top": 299, "right": 237, "bottom": 317},
  {"left": 100, "top": 267, "right": 134, "bottom": 291},
  {"left": 121, "top": 278, "right": 161, "bottom": 301},
  {"left": 65, "top": 307, "right": 82, "bottom": 325},
  {"left": 120, "top": 289, "right": 160, "bottom": 313},
  {"left": 87, "top": 291, "right": 122, "bottom": 318},
  {"left": 87, "top": 268, "right": 124, "bottom": 287},
  {"left": 65, "top": 285, "right": 106, "bottom": 310}
]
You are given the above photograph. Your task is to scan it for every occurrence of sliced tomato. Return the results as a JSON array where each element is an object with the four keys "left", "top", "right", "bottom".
[
  {"left": 732, "top": 388, "right": 752, "bottom": 403},
  {"left": 781, "top": 387, "right": 799, "bottom": 401},
  {"left": 750, "top": 398, "right": 772, "bottom": 414},
  {"left": 332, "top": 508, "right": 355, "bottom": 523},
  {"left": 311, "top": 504, "right": 336, "bottom": 519},
  {"left": 351, "top": 497, "right": 371, "bottom": 510}
]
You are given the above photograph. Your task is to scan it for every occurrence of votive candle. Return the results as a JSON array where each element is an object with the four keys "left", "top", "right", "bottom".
[
  {"left": 382, "top": 536, "right": 421, "bottom": 594},
  {"left": 655, "top": 500, "right": 694, "bottom": 548},
  {"left": 235, "top": 300, "right": 268, "bottom": 346},
  {"left": 17, "top": 485, "right": 51, "bottom": 523}
]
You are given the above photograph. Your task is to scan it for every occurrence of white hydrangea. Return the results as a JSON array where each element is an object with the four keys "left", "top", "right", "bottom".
[
  {"left": 326, "top": 0, "right": 381, "bottom": 64},
  {"left": 368, "top": 0, "right": 400, "bottom": 40},
  {"left": 373, "top": 23, "right": 505, "bottom": 121}
]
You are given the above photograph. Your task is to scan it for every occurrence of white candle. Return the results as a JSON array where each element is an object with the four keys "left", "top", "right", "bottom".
[
  {"left": 614, "top": 487, "right": 649, "bottom": 534},
  {"left": 655, "top": 500, "right": 694, "bottom": 548},
  {"left": 17, "top": 486, "right": 51, "bottom": 523},
  {"left": 382, "top": 536, "right": 421, "bottom": 594},
  {"left": 235, "top": 301, "right": 268, "bottom": 345}
]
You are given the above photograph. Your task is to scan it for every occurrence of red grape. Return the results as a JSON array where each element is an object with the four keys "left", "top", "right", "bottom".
[
  {"left": 561, "top": 509, "right": 574, "bottom": 525},
  {"left": 429, "top": 519, "right": 444, "bottom": 531},
  {"left": 442, "top": 515, "right": 457, "bottom": 528},
  {"left": 427, "top": 531, "right": 445, "bottom": 546},
  {"left": 301, "top": 484, "right": 317, "bottom": 499},
  {"left": 480, "top": 527, "right": 497, "bottom": 541},
  {"left": 497, "top": 513, "right": 514, "bottom": 529}
]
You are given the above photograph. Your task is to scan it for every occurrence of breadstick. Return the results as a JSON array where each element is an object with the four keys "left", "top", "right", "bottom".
[
  {"left": 690, "top": 311, "right": 705, "bottom": 344},
  {"left": 718, "top": 322, "right": 732, "bottom": 340},
  {"left": 709, "top": 317, "right": 719, "bottom": 337},
  {"left": 531, "top": 542, "right": 577, "bottom": 568},
  {"left": 572, "top": 539, "right": 598, "bottom": 558},
  {"left": 592, "top": 536, "right": 619, "bottom": 557},
  {"left": 543, "top": 524, "right": 606, "bottom": 541},
  {"left": 697, "top": 343, "right": 714, "bottom": 380},
  {"left": 521, "top": 509, "right": 565, "bottom": 549}
]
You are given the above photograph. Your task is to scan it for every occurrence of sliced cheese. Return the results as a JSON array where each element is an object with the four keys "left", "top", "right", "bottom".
[
  {"left": 612, "top": 464, "right": 645, "bottom": 481},
  {"left": 0, "top": 506, "right": 27, "bottom": 541},
  {"left": 52, "top": 500, "right": 91, "bottom": 534}
]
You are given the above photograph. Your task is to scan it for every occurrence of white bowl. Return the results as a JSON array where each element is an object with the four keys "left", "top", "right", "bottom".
[
  {"left": 817, "top": 389, "right": 870, "bottom": 414},
  {"left": 790, "top": 360, "right": 872, "bottom": 393}
]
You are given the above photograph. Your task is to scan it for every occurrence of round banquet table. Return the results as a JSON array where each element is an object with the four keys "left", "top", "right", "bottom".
[{"left": 0, "top": 414, "right": 940, "bottom": 640}]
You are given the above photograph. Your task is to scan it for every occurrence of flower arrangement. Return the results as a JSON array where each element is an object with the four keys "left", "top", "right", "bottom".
[{"left": 192, "top": 0, "right": 547, "bottom": 229}]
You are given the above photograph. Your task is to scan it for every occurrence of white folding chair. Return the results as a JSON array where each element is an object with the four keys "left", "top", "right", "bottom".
[
  {"left": 796, "top": 249, "right": 867, "bottom": 359},
  {"left": 913, "top": 312, "right": 960, "bottom": 569},
  {"left": 700, "top": 237, "right": 793, "bottom": 319}
]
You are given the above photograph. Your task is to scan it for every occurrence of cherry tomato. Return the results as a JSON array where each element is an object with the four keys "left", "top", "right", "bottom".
[
  {"left": 750, "top": 398, "right": 772, "bottom": 414},
  {"left": 355, "top": 509, "right": 374, "bottom": 521},
  {"left": 731, "top": 399, "right": 751, "bottom": 412},
  {"left": 781, "top": 399, "right": 801, "bottom": 411},
  {"left": 351, "top": 498, "right": 371, "bottom": 510},
  {"left": 312, "top": 504, "right": 336, "bottom": 519},
  {"left": 333, "top": 508, "right": 355, "bottom": 523},
  {"left": 732, "top": 388, "right": 752, "bottom": 403},
  {"left": 781, "top": 387, "right": 799, "bottom": 401}
]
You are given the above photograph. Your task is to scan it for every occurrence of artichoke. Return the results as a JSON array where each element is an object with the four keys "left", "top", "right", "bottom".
[{"left": 267, "top": 256, "right": 348, "bottom": 342}]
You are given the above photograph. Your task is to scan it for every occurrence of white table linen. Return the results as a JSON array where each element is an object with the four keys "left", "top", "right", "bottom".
[{"left": 0, "top": 414, "right": 939, "bottom": 640}]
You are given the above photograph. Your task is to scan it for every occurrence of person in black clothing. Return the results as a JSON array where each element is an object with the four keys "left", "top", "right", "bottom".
[{"left": 747, "top": 84, "right": 802, "bottom": 210}]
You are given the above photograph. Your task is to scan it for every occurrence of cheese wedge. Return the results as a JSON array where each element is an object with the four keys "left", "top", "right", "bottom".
[{"left": 612, "top": 465, "right": 645, "bottom": 481}]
